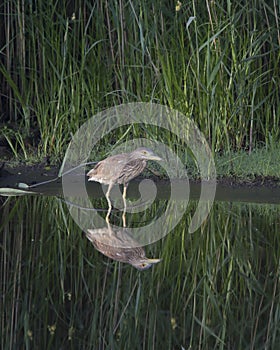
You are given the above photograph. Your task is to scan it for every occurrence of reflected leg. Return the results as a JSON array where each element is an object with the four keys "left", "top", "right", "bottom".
[
  {"left": 105, "top": 183, "right": 113, "bottom": 224},
  {"left": 122, "top": 185, "right": 127, "bottom": 227}
]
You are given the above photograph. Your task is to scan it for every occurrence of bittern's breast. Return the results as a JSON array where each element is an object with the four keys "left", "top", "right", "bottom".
[{"left": 116, "top": 159, "right": 147, "bottom": 184}]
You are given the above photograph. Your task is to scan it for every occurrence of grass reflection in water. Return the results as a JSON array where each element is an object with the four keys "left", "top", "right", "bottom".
[{"left": 1, "top": 196, "right": 280, "bottom": 349}]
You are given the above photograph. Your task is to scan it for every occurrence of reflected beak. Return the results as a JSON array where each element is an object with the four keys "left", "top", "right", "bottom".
[
  {"left": 134, "top": 257, "right": 161, "bottom": 270},
  {"left": 144, "top": 258, "right": 161, "bottom": 264}
]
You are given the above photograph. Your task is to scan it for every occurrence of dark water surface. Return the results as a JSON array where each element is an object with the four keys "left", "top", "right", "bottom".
[{"left": 1, "top": 182, "right": 280, "bottom": 349}]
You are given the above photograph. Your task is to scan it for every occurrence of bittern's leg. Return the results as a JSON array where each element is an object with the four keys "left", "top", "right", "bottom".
[
  {"left": 105, "top": 183, "right": 113, "bottom": 223},
  {"left": 122, "top": 185, "right": 127, "bottom": 227},
  {"left": 107, "top": 221, "right": 113, "bottom": 235}
]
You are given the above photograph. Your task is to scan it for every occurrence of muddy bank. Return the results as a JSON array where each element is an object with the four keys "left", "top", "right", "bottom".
[
  {"left": 1, "top": 162, "right": 279, "bottom": 204},
  {"left": 1, "top": 162, "right": 279, "bottom": 187}
]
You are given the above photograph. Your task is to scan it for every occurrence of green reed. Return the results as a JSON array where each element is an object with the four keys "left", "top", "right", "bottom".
[
  {"left": 1, "top": 195, "right": 280, "bottom": 349},
  {"left": 0, "top": 0, "right": 279, "bottom": 162}
]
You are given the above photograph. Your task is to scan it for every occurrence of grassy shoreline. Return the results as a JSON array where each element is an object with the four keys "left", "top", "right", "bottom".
[{"left": 1, "top": 1, "right": 279, "bottom": 186}]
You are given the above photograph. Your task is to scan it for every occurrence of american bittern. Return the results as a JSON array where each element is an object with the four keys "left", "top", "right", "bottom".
[{"left": 87, "top": 147, "right": 162, "bottom": 226}]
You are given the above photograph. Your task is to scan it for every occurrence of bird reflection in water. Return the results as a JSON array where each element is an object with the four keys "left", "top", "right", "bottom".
[
  {"left": 87, "top": 147, "right": 162, "bottom": 227},
  {"left": 86, "top": 223, "right": 161, "bottom": 270}
]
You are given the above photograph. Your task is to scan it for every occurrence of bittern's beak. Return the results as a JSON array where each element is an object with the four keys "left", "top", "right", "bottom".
[{"left": 148, "top": 155, "right": 162, "bottom": 161}]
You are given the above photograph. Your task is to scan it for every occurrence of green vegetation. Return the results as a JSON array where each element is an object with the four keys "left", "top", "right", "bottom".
[
  {"left": 0, "top": 0, "right": 279, "bottom": 176},
  {"left": 1, "top": 196, "right": 280, "bottom": 349},
  {"left": 1, "top": 3, "right": 280, "bottom": 348},
  {"left": 215, "top": 146, "right": 280, "bottom": 179}
]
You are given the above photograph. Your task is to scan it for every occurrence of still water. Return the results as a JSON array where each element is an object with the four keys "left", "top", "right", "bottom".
[{"left": 1, "top": 183, "right": 280, "bottom": 349}]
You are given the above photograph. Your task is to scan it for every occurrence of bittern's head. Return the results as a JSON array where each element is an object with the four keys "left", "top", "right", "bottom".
[{"left": 130, "top": 147, "right": 162, "bottom": 161}]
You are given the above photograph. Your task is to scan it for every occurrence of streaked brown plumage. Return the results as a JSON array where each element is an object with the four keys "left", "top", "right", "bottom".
[
  {"left": 87, "top": 147, "right": 162, "bottom": 225},
  {"left": 86, "top": 227, "right": 161, "bottom": 270}
]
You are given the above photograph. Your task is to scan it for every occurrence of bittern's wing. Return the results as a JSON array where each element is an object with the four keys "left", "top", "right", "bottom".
[{"left": 87, "top": 154, "right": 129, "bottom": 182}]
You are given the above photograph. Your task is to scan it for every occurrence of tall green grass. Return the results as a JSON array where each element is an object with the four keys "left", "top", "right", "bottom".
[
  {"left": 1, "top": 196, "right": 280, "bottom": 349},
  {"left": 0, "top": 0, "right": 279, "bottom": 161}
]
